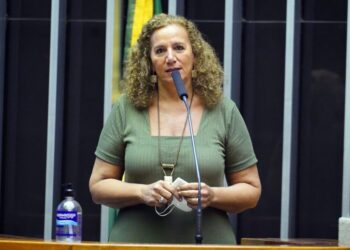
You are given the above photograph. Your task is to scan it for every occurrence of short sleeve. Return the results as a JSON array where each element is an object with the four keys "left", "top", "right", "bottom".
[
  {"left": 95, "top": 97, "right": 126, "bottom": 166},
  {"left": 225, "top": 102, "right": 258, "bottom": 173}
]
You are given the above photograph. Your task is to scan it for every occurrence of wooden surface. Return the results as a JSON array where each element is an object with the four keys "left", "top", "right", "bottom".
[
  {"left": 241, "top": 238, "right": 339, "bottom": 246},
  {"left": 0, "top": 237, "right": 350, "bottom": 250}
]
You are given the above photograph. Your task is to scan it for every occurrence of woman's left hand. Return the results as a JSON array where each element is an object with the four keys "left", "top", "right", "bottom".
[{"left": 177, "top": 182, "right": 214, "bottom": 209}]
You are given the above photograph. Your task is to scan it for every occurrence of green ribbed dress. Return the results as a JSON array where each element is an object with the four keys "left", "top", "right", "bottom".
[{"left": 95, "top": 95, "right": 257, "bottom": 244}]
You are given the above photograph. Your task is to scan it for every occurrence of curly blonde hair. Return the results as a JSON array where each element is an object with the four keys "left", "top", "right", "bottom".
[{"left": 123, "top": 14, "right": 224, "bottom": 109}]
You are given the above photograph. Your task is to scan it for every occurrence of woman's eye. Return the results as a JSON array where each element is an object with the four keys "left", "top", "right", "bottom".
[
  {"left": 155, "top": 48, "right": 165, "bottom": 54},
  {"left": 174, "top": 45, "right": 185, "bottom": 51}
]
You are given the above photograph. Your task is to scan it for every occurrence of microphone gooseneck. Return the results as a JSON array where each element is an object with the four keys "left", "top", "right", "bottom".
[{"left": 171, "top": 70, "right": 203, "bottom": 244}]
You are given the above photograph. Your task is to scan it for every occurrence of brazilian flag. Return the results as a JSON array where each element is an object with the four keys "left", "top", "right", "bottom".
[
  {"left": 123, "top": 0, "right": 163, "bottom": 65},
  {"left": 113, "top": 0, "right": 162, "bottom": 103}
]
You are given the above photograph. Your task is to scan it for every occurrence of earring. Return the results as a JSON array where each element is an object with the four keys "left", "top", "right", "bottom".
[
  {"left": 191, "top": 70, "right": 197, "bottom": 78},
  {"left": 150, "top": 74, "right": 157, "bottom": 83}
]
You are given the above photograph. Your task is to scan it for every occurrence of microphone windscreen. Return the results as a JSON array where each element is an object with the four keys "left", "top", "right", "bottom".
[{"left": 171, "top": 70, "right": 188, "bottom": 99}]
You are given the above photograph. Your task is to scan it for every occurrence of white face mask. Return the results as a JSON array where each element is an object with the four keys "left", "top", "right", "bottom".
[{"left": 155, "top": 177, "right": 192, "bottom": 217}]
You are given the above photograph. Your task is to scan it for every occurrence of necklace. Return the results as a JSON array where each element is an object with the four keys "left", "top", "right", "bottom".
[{"left": 157, "top": 91, "right": 194, "bottom": 183}]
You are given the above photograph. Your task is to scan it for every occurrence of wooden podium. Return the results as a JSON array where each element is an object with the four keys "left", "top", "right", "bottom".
[
  {"left": 1, "top": 237, "right": 350, "bottom": 250},
  {"left": 241, "top": 238, "right": 340, "bottom": 246}
]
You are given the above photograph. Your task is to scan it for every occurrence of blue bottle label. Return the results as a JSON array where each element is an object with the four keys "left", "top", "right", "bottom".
[{"left": 56, "top": 211, "right": 78, "bottom": 226}]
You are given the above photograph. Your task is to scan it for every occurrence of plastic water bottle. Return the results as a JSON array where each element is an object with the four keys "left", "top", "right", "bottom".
[{"left": 55, "top": 183, "right": 83, "bottom": 242}]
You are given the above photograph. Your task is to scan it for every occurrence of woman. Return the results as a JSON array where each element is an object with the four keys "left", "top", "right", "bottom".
[{"left": 89, "top": 14, "right": 261, "bottom": 244}]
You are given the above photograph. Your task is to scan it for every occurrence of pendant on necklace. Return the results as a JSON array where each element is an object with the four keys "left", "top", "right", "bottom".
[
  {"left": 164, "top": 175, "right": 173, "bottom": 184},
  {"left": 161, "top": 163, "right": 175, "bottom": 170},
  {"left": 161, "top": 163, "right": 174, "bottom": 184}
]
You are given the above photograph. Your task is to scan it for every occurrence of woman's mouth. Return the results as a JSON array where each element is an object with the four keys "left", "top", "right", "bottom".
[{"left": 165, "top": 68, "right": 181, "bottom": 73}]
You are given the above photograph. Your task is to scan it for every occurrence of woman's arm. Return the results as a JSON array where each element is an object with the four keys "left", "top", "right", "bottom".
[
  {"left": 89, "top": 157, "right": 179, "bottom": 208},
  {"left": 178, "top": 165, "right": 261, "bottom": 213},
  {"left": 210, "top": 164, "right": 261, "bottom": 213}
]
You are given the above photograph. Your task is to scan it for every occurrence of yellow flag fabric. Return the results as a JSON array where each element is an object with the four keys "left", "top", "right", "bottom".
[
  {"left": 123, "top": 0, "right": 162, "bottom": 65},
  {"left": 131, "top": 0, "right": 154, "bottom": 46}
]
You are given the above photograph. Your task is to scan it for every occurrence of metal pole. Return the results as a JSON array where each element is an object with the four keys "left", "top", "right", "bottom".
[
  {"left": 44, "top": 0, "right": 66, "bottom": 240},
  {"left": 341, "top": 0, "right": 350, "bottom": 219},
  {"left": 100, "top": 0, "right": 115, "bottom": 242},
  {"left": 280, "top": 0, "right": 300, "bottom": 239}
]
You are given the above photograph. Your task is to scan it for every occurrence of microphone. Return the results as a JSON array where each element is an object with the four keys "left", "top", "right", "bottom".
[
  {"left": 171, "top": 69, "right": 188, "bottom": 99},
  {"left": 171, "top": 70, "right": 203, "bottom": 244}
]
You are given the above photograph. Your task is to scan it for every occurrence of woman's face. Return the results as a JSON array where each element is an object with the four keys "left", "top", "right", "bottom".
[{"left": 150, "top": 24, "right": 194, "bottom": 85}]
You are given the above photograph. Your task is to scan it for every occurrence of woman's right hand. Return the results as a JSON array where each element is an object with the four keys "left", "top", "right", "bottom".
[{"left": 140, "top": 180, "right": 180, "bottom": 207}]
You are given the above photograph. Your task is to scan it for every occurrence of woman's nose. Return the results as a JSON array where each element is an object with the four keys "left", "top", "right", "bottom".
[{"left": 166, "top": 50, "right": 176, "bottom": 64}]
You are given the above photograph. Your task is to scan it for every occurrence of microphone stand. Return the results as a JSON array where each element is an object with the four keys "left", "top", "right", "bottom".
[
  {"left": 171, "top": 70, "right": 202, "bottom": 243},
  {"left": 181, "top": 95, "right": 203, "bottom": 244}
]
